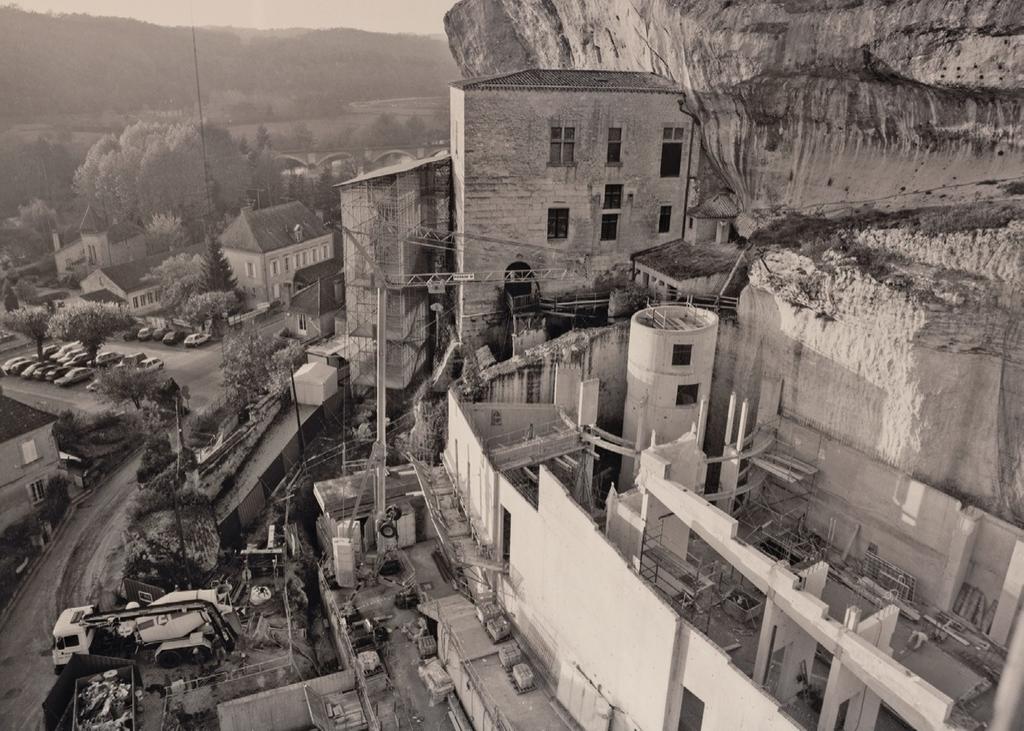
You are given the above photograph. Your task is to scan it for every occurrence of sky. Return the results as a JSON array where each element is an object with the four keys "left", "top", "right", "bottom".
[{"left": 12, "top": 0, "right": 455, "bottom": 35}]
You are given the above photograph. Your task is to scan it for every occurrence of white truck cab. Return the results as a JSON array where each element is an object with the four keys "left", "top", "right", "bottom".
[{"left": 52, "top": 606, "right": 97, "bottom": 668}]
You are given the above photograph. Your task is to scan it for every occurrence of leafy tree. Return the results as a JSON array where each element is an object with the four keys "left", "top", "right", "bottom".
[
  {"left": 271, "top": 340, "right": 308, "bottom": 392},
  {"left": 221, "top": 326, "right": 289, "bottom": 407},
  {"left": 255, "top": 124, "right": 271, "bottom": 152},
  {"left": 0, "top": 306, "right": 51, "bottom": 357},
  {"left": 47, "top": 301, "right": 134, "bottom": 363},
  {"left": 237, "top": 135, "right": 250, "bottom": 156},
  {"left": 144, "top": 213, "right": 187, "bottom": 254},
  {"left": 12, "top": 278, "right": 37, "bottom": 305},
  {"left": 94, "top": 364, "right": 162, "bottom": 409},
  {"left": 204, "top": 237, "right": 237, "bottom": 293},
  {"left": 146, "top": 252, "right": 206, "bottom": 313},
  {"left": 137, "top": 434, "right": 175, "bottom": 483},
  {"left": 17, "top": 198, "right": 57, "bottom": 237},
  {"left": 180, "top": 290, "right": 235, "bottom": 334}
]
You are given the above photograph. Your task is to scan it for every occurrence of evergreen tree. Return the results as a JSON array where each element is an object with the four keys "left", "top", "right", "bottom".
[{"left": 204, "top": 236, "right": 237, "bottom": 293}]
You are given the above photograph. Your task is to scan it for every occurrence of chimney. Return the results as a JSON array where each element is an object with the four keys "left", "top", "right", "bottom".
[{"left": 52, "top": 231, "right": 61, "bottom": 252}]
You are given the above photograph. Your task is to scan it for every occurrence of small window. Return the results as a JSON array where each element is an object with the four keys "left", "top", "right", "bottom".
[
  {"left": 246, "top": 261, "right": 255, "bottom": 278},
  {"left": 600, "top": 213, "right": 618, "bottom": 241},
  {"left": 21, "top": 439, "right": 39, "bottom": 464},
  {"left": 311, "top": 249, "right": 318, "bottom": 263},
  {"left": 661, "top": 127, "right": 685, "bottom": 177},
  {"left": 57, "top": 634, "right": 80, "bottom": 649},
  {"left": 284, "top": 256, "right": 290, "bottom": 272},
  {"left": 301, "top": 252, "right": 307, "bottom": 266},
  {"left": 676, "top": 383, "right": 699, "bottom": 406},
  {"left": 688, "top": 217, "right": 694, "bottom": 230},
  {"left": 271, "top": 259, "right": 279, "bottom": 276},
  {"left": 273, "top": 283, "right": 281, "bottom": 300},
  {"left": 27, "top": 478, "right": 46, "bottom": 504},
  {"left": 294, "top": 255, "right": 300, "bottom": 270},
  {"left": 132, "top": 296, "right": 139, "bottom": 308},
  {"left": 607, "top": 127, "right": 621, "bottom": 163},
  {"left": 603, "top": 184, "right": 623, "bottom": 210},
  {"left": 322, "top": 245, "right": 328, "bottom": 259},
  {"left": 298, "top": 314, "right": 307, "bottom": 332},
  {"left": 547, "top": 208, "right": 569, "bottom": 239},
  {"left": 672, "top": 343, "right": 692, "bottom": 366},
  {"left": 549, "top": 126, "right": 575, "bottom": 165},
  {"left": 658, "top": 205, "right": 672, "bottom": 233}
]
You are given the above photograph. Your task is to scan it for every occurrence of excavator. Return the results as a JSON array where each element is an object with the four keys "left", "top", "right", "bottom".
[{"left": 52, "top": 588, "right": 239, "bottom": 672}]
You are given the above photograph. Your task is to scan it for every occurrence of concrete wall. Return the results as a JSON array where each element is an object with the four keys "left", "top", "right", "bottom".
[
  {"left": 471, "top": 323, "right": 630, "bottom": 433},
  {"left": 0, "top": 422, "right": 60, "bottom": 532},
  {"left": 444, "top": 390, "right": 503, "bottom": 545},
  {"left": 217, "top": 670, "right": 355, "bottom": 731},
  {"left": 453, "top": 84, "right": 695, "bottom": 346}
]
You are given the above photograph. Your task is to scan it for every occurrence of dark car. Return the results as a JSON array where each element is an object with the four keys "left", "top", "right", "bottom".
[
  {"left": 162, "top": 330, "right": 184, "bottom": 345},
  {"left": 46, "top": 366, "right": 71, "bottom": 382},
  {"left": 33, "top": 365, "right": 58, "bottom": 381},
  {"left": 122, "top": 329, "right": 138, "bottom": 341},
  {"left": 150, "top": 326, "right": 168, "bottom": 341}
]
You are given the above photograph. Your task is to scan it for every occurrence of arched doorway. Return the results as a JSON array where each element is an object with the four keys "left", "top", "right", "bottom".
[{"left": 504, "top": 261, "right": 535, "bottom": 300}]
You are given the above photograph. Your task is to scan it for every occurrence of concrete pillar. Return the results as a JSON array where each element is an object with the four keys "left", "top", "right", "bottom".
[
  {"left": 661, "top": 513, "right": 691, "bottom": 563},
  {"left": 936, "top": 507, "right": 981, "bottom": 611},
  {"left": 991, "top": 539, "right": 1024, "bottom": 644},
  {"left": 719, "top": 444, "right": 740, "bottom": 515},
  {"left": 818, "top": 605, "right": 898, "bottom": 731}
]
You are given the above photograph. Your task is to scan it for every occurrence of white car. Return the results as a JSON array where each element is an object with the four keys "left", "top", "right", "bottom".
[
  {"left": 94, "top": 351, "right": 123, "bottom": 367},
  {"left": 184, "top": 332, "right": 211, "bottom": 348},
  {"left": 86, "top": 379, "right": 101, "bottom": 392},
  {"left": 3, "top": 356, "right": 31, "bottom": 374},
  {"left": 140, "top": 357, "right": 164, "bottom": 371}
]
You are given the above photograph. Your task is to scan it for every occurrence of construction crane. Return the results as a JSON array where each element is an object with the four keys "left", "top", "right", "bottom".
[{"left": 340, "top": 223, "right": 588, "bottom": 550}]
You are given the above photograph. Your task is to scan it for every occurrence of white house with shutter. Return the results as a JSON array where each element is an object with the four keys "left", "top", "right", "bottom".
[{"left": 0, "top": 394, "right": 60, "bottom": 532}]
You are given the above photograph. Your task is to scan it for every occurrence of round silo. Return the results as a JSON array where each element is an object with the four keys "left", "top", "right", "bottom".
[{"left": 619, "top": 304, "right": 719, "bottom": 486}]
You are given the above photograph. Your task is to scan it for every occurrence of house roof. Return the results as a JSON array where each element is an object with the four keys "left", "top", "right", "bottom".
[
  {"left": 94, "top": 244, "right": 204, "bottom": 294},
  {"left": 289, "top": 278, "right": 338, "bottom": 318},
  {"left": 78, "top": 288, "right": 125, "bottom": 304},
  {"left": 218, "top": 201, "right": 328, "bottom": 254},
  {"left": 451, "top": 69, "right": 680, "bottom": 93},
  {"left": 106, "top": 220, "right": 144, "bottom": 243},
  {"left": 293, "top": 258, "right": 342, "bottom": 288},
  {"left": 0, "top": 394, "right": 57, "bottom": 443},
  {"left": 689, "top": 192, "right": 740, "bottom": 219},
  {"left": 337, "top": 151, "right": 451, "bottom": 187},
  {"left": 632, "top": 239, "right": 740, "bottom": 281},
  {"left": 78, "top": 205, "right": 105, "bottom": 233}
]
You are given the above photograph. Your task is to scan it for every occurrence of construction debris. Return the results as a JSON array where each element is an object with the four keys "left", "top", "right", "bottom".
[
  {"left": 418, "top": 659, "right": 455, "bottom": 706},
  {"left": 75, "top": 668, "right": 136, "bottom": 731}
]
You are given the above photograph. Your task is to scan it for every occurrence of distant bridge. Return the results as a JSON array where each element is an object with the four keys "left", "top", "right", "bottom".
[{"left": 274, "top": 142, "right": 448, "bottom": 176}]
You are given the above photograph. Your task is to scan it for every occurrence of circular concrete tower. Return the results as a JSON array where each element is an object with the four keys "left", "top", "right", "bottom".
[{"left": 620, "top": 304, "right": 719, "bottom": 486}]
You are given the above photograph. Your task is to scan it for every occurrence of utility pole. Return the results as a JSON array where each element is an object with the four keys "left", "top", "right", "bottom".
[
  {"left": 174, "top": 392, "right": 194, "bottom": 588},
  {"left": 374, "top": 283, "right": 388, "bottom": 542}
]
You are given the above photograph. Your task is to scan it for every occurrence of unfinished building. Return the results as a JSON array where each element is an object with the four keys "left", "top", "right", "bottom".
[
  {"left": 413, "top": 301, "right": 1019, "bottom": 731},
  {"left": 336, "top": 152, "right": 452, "bottom": 393}
]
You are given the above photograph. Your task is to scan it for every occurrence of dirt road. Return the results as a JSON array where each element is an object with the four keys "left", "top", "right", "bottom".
[{"left": 0, "top": 452, "right": 141, "bottom": 730}]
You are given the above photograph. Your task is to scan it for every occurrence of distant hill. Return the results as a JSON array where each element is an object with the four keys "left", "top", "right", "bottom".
[{"left": 0, "top": 8, "right": 459, "bottom": 121}]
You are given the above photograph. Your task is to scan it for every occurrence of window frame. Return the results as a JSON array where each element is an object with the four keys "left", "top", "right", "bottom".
[
  {"left": 607, "top": 127, "right": 622, "bottom": 164},
  {"left": 600, "top": 213, "right": 619, "bottom": 241},
  {"left": 658, "top": 205, "right": 672, "bottom": 234},
  {"left": 547, "top": 208, "right": 570, "bottom": 239},
  {"left": 549, "top": 126, "right": 576, "bottom": 165},
  {"left": 603, "top": 184, "right": 623, "bottom": 210},
  {"left": 245, "top": 261, "right": 255, "bottom": 278},
  {"left": 671, "top": 343, "right": 693, "bottom": 366},
  {"left": 660, "top": 126, "right": 686, "bottom": 178},
  {"left": 271, "top": 259, "right": 279, "bottom": 276},
  {"left": 20, "top": 438, "right": 39, "bottom": 465},
  {"left": 27, "top": 478, "right": 46, "bottom": 504},
  {"left": 675, "top": 383, "right": 700, "bottom": 407}
]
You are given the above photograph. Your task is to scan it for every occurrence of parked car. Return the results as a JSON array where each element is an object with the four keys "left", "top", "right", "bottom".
[
  {"left": 56, "top": 367, "right": 93, "bottom": 387},
  {"left": 56, "top": 348, "right": 86, "bottom": 364},
  {"left": 33, "top": 365, "right": 59, "bottom": 381},
  {"left": 119, "top": 352, "right": 147, "bottom": 367},
  {"left": 140, "top": 357, "right": 164, "bottom": 371},
  {"left": 3, "top": 356, "right": 32, "bottom": 374},
  {"left": 46, "top": 366, "right": 71, "bottom": 382},
  {"left": 94, "top": 351, "right": 123, "bottom": 368},
  {"left": 41, "top": 344, "right": 62, "bottom": 359},
  {"left": 21, "top": 362, "right": 47, "bottom": 379},
  {"left": 54, "top": 341, "right": 83, "bottom": 358},
  {"left": 137, "top": 327, "right": 152, "bottom": 341},
  {"left": 162, "top": 331, "right": 184, "bottom": 345},
  {"left": 65, "top": 352, "right": 93, "bottom": 368},
  {"left": 122, "top": 329, "right": 138, "bottom": 341},
  {"left": 150, "top": 327, "right": 168, "bottom": 341},
  {"left": 184, "top": 332, "right": 211, "bottom": 348},
  {"left": 86, "top": 379, "right": 101, "bottom": 392}
]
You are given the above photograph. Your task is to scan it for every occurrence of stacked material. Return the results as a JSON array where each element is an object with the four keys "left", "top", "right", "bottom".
[
  {"left": 417, "top": 635, "right": 438, "bottom": 659},
  {"left": 498, "top": 643, "right": 522, "bottom": 670},
  {"left": 486, "top": 616, "right": 511, "bottom": 643},
  {"left": 75, "top": 670, "right": 134, "bottom": 730},
  {"left": 418, "top": 659, "right": 455, "bottom": 706},
  {"left": 511, "top": 663, "right": 536, "bottom": 693}
]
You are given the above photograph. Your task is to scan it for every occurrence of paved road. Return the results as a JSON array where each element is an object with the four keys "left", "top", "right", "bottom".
[{"left": 0, "top": 452, "right": 142, "bottom": 730}]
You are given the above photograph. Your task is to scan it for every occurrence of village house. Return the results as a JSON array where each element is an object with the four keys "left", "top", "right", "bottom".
[
  {"left": 219, "top": 201, "right": 335, "bottom": 307},
  {"left": 449, "top": 69, "right": 698, "bottom": 346},
  {"left": 285, "top": 273, "right": 342, "bottom": 342},
  {"left": 79, "top": 245, "right": 204, "bottom": 315},
  {"left": 0, "top": 394, "right": 60, "bottom": 533},
  {"left": 52, "top": 206, "right": 148, "bottom": 281}
]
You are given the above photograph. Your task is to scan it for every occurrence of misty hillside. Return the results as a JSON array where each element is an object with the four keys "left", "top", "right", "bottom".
[{"left": 0, "top": 8, "right": 459, "bottom": 120}]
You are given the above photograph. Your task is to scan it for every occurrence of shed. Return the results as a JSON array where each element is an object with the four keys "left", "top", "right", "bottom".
[{"left": 292, "top": 361, "right": 337, "bottom": 405}]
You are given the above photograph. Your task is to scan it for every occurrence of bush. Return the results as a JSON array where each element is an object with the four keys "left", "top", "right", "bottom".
[
  {"left": 53, "top": 410, "right": 86, "bottom": 448},
  {"left": 38, "top": 475, "right": 71, "bottom": 525},
  {"left": 137, "top": 435, "right": 176, "bottom": 484}
]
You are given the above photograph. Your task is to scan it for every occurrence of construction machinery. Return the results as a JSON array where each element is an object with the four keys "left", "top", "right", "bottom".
[{"left": 52, "top": 588, "right": 238, "bottom": 671}]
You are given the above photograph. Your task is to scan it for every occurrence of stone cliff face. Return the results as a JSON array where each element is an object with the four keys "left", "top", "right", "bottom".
[{"left": 445, "top": 0, "right": 1024, "bottom": 213}]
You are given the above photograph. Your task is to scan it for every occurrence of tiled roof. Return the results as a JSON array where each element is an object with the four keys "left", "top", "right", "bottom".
[
  {"left": 337, "top": 151, "right": 450, "bottom": 187},
  {"left": 689, "top": 192, "right": 740, "bottom": 219},
  {"left": 290, "top": 278, "right": 339, "bottom": 318},
  {"left": 78, "top": 205, "right": 105, "bottom": 233},
  {"left": 79, "top": 288, "right": 125, "bottom": 304},
  {"left": 219, "top": 201, "right": 328, "bottom": 254},
  {"left": 293, "top": 258, "right": 342, "bottom": 288},
  {"left": 95, "top": 244, "right": 204, "bottom": 294},
  {"left": 0, "top": 394, "right": 56, "bottom": 443},
  {"left": 451, "top": 69, "right": 679, "bottom": 93},
  {"left": 632, "top": 239, "right": 740, "bottom": 281}
]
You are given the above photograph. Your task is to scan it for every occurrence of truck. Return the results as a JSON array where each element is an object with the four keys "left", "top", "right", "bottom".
[{"left": 52, "top": 588, "right": 238, "bottom": 671}]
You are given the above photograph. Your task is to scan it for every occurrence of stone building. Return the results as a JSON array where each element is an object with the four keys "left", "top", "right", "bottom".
[
  {"left": 449, "top": 69, "right": 696, "bottom": 346},
  {"left": 52, "top": 206, "right": 147, "bottom": 281},
  {"left": 0, "top": 395, "right": 59, "bottom": 533}
]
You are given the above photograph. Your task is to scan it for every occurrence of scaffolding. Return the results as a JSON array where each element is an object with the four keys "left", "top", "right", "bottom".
[{"left": 339, "top": 159, "right": 451, "bottom": 392}]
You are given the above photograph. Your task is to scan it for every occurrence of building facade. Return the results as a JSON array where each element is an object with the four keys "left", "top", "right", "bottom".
[
  {"left": 53, "top": 207, "right": 148, "bottom": 281},
  {"left": 450, "top": 69, "right": 696, "bottom": 346},
  {"left": 79, "top": 245, "right": 205, "bottom": 316},
  {"left": 219, "top": 201, "right": 336, "bottom": 307},
  {"left": 0, "top": 396, "right": 60, "bottom": 533}
]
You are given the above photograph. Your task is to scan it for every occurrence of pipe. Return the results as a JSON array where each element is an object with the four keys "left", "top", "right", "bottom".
[{"left": 724, "top": 392, "right": 737, "bottom": 450}]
